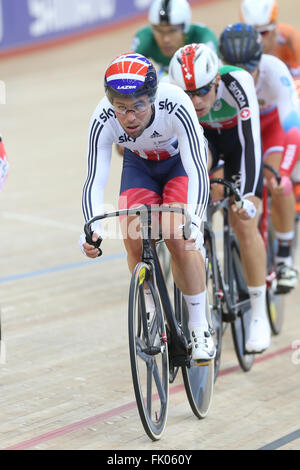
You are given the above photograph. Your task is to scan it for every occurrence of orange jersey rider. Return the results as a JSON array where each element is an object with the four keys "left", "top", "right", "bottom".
[{"left": 241, "top": 0, "right": 300, "bottom": 80}]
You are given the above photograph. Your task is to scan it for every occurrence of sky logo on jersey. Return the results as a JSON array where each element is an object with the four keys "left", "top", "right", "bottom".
[{"left": 105, "top": 53, "right": 149, "bottom": 95}]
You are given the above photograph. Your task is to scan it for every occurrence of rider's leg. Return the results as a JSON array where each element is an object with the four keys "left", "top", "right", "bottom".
[
  {"left": 265, "top": 152, "right": 295, "bottom": 258},
  {"left": 162, "top": 204, "right": 215, "bottom": 360},
  {"left": 260, "top": 108, "right": 298, "bottom": 291},
  {"left": 229, "top": 196, "right": 270, "bottom": 352},
  {"left": 264, "top": 151, "right": 298, "bottom": 291},
  {"left": 229, "top": 196, "right": 266, "bottom": 287},
  {"left": 292, "top": 160, "right": 300, "bottom": 213}
]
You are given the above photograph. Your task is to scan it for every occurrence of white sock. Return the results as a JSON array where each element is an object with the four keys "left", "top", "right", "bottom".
[
  {"left": 247, "top": 285, "right": 267, "bottom": 321},
  {"left": 183, "top": 291, "right": 208, "bottom": 330}
]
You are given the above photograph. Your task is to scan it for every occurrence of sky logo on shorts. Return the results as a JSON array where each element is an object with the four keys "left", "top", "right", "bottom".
[{"left": 105, "top": 53, "right": 149, "bottom": 94}]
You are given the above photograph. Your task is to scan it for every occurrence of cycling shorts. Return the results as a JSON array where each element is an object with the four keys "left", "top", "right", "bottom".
[
  {"left": 260, "top": 107, "right": 285, "bottom": 159},
  {"left": 119, "top": 149, "right": 188, "bottom": 210},
  {"left": 204, "top": 126, "right": 263, "bottom": 198}
]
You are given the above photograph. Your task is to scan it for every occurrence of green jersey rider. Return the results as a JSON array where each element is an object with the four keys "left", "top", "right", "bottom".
[{"left": 131, "top": 0, "right": 218, "bottom": 79}]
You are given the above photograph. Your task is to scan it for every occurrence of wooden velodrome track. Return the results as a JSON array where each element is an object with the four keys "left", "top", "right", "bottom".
[{"left": 0, "top": 0, "right": 299, "bottom": 451}]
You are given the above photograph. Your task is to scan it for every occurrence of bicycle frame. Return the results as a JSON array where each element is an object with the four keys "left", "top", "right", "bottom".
[
  {"left": 260, "top": 163, "right": 281, "bottom": 250},
  {"left": 207, "top": 182, "right": 251, "bottom": 322},
  {"left": 84, "top": 205, "right": 191, "bottom": 363},
  {"left": 137, "top": 207, "right": 191, "bottom": 366}
]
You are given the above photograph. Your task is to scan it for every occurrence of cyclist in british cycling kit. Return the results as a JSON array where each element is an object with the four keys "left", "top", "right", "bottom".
[
  {"left": 79, "top": 52, "right": 215, "bottom": 362},
  {"left": 219, "top": 23, "right": 299, "bottom": 294},
  {"left": 240, "top": 0, "right": 300, "bottom": 210},
  {"left": 112, "top": 0, "right": 218, "bottom": 159},
  {"left": 131, "top": 0, "right": 218, "bottom": 79},
  {"left": 168, "top": 43, "right": 270, "bottom": 353}
]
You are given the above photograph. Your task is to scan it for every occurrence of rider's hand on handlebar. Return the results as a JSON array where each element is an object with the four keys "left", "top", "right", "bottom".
[
  {"left": 79, "top": 232, "right": 102, "bottom": 258},
  {"left": 231, "top": 198, "right": 257, "bottom": 220},
  {"left": 270, "top": 175, "right": 293, "bottom": 196},
  {"left": 184, "top": 214, "right": 204, "bottom": 251}
]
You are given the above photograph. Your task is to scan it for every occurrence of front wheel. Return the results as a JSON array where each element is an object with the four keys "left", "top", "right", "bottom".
[
  {"left": 179, "top": 293, "right": 214, "bottom": 419},
  {"left": 128, "top": 262, "right": 169, "bottom": 441}
]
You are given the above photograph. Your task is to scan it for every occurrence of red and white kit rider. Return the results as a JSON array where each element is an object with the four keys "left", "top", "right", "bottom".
[{"left": 255, "top": 54, "right": 300, "bottom": 179}]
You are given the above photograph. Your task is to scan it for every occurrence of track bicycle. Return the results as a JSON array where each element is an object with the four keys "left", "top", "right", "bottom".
[
  {"left": 204, "top": 176, "right": 255, "bottom": 376},
  {"left": 207, "top": 162, "right": 287, "bottom": 370},
  {"left": 84, "top": 205, "right": 215, "bottom": 441}
]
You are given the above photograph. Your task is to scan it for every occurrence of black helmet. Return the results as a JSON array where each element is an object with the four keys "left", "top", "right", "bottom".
[{"left": 219, "top": 23, "right": 263, "bottom": 70}]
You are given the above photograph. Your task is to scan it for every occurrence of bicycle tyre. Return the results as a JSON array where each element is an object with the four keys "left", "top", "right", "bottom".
[
  {"left": 128, "top": 262, "right": 169, "bottom": 441},
  {"left": 204, "top": 233, "right": 223, "bottom": 381},
  {"left": 230, "top": 242, "right": 255, "bottom": 372},
  {"left": 266, "top": 223, "right": 285, "bottom": 335},
  {"left": 180, "top": 296, "right": 214, "bottom": 419}
]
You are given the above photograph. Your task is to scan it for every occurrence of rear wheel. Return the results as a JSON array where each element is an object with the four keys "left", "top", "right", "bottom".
[
  {"left": 204, "top": 231, "right": 223, "bottom": 381},
  {"left": 266, "top": 223, "right": 285, "bottom": 335},
  {"left": 128, "top": 262, "right": 169, "bottom": 441},
  {"left": 230, "top": 242, "right": 255, "bottom": 372}
]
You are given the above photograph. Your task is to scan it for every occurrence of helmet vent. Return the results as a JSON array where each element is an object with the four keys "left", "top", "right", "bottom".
[{"left": 159, "top": 0, "right": 171, "bottom": 23}]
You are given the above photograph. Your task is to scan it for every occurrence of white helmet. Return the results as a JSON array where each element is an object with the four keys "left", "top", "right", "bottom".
[
  {"left": 168, "top": 43, "right": 219, "bottom": 91},
  {"left": 240, "top": 0, "right": 278, "bottom": 26},
  {"left": 149, "top": 0, "right": 191, "bottom": 34}
]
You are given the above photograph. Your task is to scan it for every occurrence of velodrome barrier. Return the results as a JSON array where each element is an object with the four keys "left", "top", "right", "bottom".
[{"left": 0, "top": 0, "right": 210, "bottom": 57}]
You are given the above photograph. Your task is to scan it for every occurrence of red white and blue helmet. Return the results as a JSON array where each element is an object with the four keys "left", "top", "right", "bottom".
[{"left": 104, "top": 52, "right": 157, "bottom": 103}]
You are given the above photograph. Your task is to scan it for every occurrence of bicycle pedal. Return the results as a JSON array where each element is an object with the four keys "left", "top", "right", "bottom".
[
  {"left": 244, "top": 348, "right": 266, "bottom": 355},
  {"left": 143, "top": 346, "right": 161, "bottom": 356},
  {"left": 274, "top": 286, "right": 292, "bottom": 295},
  {"left": 171, "top": 355, "right": 187, "bottom": 367},
  {"left": 222, "top": 312, "right": 236, "bottom": 323}
]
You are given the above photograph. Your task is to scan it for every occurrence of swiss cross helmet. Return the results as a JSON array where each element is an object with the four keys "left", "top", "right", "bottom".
[
  {"left": 240, "top": 0, "right": 278, "bottom": 26},
  {"left": 149, "top": 0, "right": 191, "bottom": 34},
  {"left": 104, "top": 52, "right": 157, "bottom": 104},
  {"left": 219, "top": 23, "right": 263, "bottom": 71},
  {"left": 168, "top": 43, "right": 219, "bottom": 91}
]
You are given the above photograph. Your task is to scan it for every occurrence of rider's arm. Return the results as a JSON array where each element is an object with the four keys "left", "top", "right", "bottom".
[
  {"left": 223, "top": 69, "right": 262, "bottom": 199},
  {"left": 82, "top": 104, "right": 114, "bottom": 232},
  {"left": 270, "top": 56, "right": 300, "bottom": 177},
  {"left": 277, "top": 23, "right": 300, "bottom": 79},
  {"left": 171, "top": 87, "right": 210, "bottom": 222},
  {"left": 190, "top": 23, "right": 219, "bottom": 54},
  {"left": 131, "top": 26, "right": 154, "bottom": 57}
]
